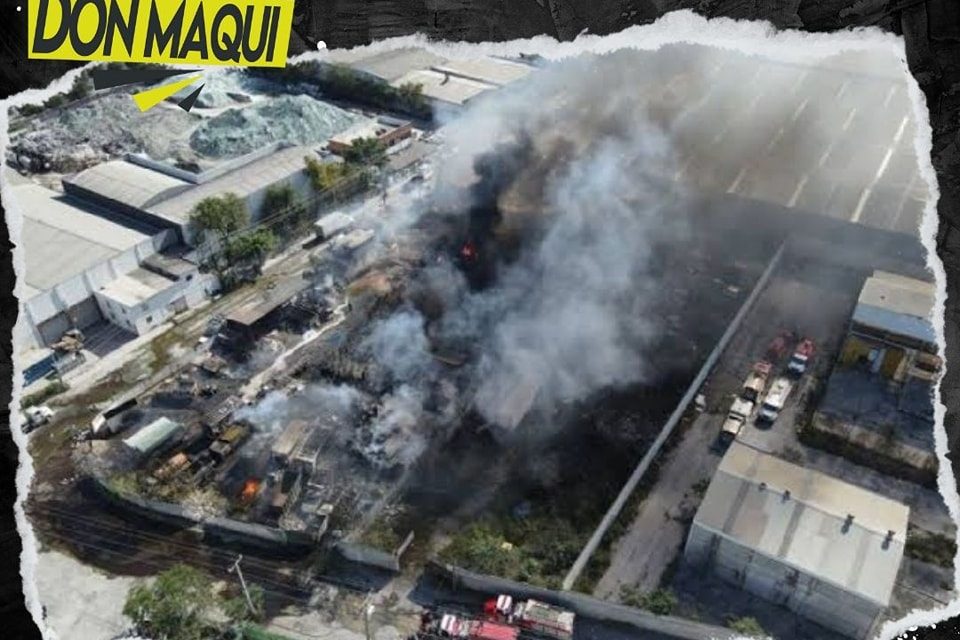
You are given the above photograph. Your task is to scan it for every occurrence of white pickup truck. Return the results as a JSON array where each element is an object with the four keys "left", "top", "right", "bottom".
[{"left": 720, "top": 397, "right": 754, "bottom": 445}]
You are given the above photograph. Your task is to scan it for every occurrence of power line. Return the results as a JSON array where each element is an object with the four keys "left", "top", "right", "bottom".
[{"left": 32, "top": 526, "right": 398, "bottom": 639}]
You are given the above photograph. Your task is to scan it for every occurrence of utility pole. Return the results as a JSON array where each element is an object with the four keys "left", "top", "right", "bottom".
[
  {"left": 229, "top": 555, "right": 256, "bottom": 616},
  {"left": 363, "top": 594, "right": 376, "bottom": 640}
]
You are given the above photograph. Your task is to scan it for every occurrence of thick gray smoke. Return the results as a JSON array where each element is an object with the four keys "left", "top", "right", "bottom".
[
  {"left": 236, "top": 383, "right": 363, "bottom": 451},
  {"left": 245, "top": 47, "right": 862, "bottom": 464},
  {"left": 364, "top": 52, "right": 694, "bottom": 434}
]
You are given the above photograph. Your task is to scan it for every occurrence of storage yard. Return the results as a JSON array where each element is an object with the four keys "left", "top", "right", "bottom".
[{"left": 13, "top": 43, "right": 952, "bottom": 640}]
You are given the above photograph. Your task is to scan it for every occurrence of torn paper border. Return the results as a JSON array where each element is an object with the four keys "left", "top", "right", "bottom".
[{"left": 0, "top": 9, "right": 955, "bottom": 640}]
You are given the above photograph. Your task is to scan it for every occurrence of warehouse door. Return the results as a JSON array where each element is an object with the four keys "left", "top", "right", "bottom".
[
  {"left": 35, "top": 298, "right": 104, "bottom": 346},
  {"left": 69, "top": 297, "right": 103, "bottom": 329},
  {"left": 36, "top": 314, "right": 71, "bottom": 346}
]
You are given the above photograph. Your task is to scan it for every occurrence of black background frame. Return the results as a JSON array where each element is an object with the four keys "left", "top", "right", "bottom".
[{"left": 0, "top": 1, "right": 958, "bottom": 638}]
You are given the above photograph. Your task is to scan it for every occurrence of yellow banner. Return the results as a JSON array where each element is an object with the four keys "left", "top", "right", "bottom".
[{"left": 28, "top": 0, "right": 293, "bottom": 68}]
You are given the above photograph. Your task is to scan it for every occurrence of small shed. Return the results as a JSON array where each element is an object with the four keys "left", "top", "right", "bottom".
[
  {"left": 314, "top": 211, "right": 354, "bottom": 241},
  {"left": 123, "top": 417, "right": 184, "bottom": 457}
]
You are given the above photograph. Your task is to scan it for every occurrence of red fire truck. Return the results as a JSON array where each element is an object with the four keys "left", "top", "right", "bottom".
[{"left": 484, "top": 595, "right": 575, "bottom": 640}]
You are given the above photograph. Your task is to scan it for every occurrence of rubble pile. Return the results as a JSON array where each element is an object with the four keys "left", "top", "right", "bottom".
[
  {"left": 8, "top": 93, "right": 200, "bottom": 173},
  {"left": 189, "top": 94, "right": 365, "bottom": 158}
]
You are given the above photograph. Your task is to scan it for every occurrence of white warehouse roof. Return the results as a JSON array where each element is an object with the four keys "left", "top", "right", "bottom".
[
  {"left": 7, "top": 179, "right": 155, "bottom": 299},
  {"left": 98, "top": 268, "right": 175, "bottom": 307},
  {"left": 694, "top": 442, "right": 909, "bottom": 607},
  {"left": 328, "top": 47, "right": 447, "bottom": 83},
  {"left": 64, "top": 159, "right": 190, "bottom": 209},
  {"left": 431, "top": 58, "right": 533, "bottom": 87}
]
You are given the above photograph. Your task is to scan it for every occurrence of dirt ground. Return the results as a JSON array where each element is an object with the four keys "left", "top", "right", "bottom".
[{"left": 34, "top": 550, "right": 140, "bottom": 640}]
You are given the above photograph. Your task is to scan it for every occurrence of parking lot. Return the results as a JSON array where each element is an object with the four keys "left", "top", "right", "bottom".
[{"left": 595, "top": 245, "right": 953, "bottom": 626}]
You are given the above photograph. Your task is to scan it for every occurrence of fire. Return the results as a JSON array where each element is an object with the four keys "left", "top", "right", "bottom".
[
  {"left": 460, "top": 241, "right": 478, "bottom": 262},
  {"left": 240, "top": 478, "right": 260, "bottom": 502}
]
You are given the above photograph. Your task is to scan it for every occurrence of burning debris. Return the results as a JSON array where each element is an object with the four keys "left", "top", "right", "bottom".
[{"left": 70, "top": 48, "right": 815, "bottom": 562}]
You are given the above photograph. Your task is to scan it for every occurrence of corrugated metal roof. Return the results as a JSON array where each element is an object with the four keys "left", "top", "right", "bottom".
[
  {"left": 64, "top": 160, "right": 191, "bottom": 209},
  {"left": 852, "top": 304, "right": 937, "bottom": 346},
  {"left": 853, "top": 271, "right": 935, "bottom": 345},
  {"left": 340, "top": 48, "right": 447, "bottom": 83},
  {"left": 148, "top": 145, "right": 318, "bottom": 225},
  {"left": 391, "top": 69, "right": 496, "bottom": 106},
  {"left": 225, "top": 274, "right": 312, "bottom": 327},
  {"left": 123, "top": 417, "right": 183, "bottom": 455},
  {"left": 11, "top": 182, "right": 154, "bottom": 297},
  {"left": 694, "top": 442, "right": 908, "bottom": 606}
]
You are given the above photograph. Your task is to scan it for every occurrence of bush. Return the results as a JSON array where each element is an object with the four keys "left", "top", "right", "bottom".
[
  {"left": 342, "top": 137, "right": 388, "bottom": 167},
  {"left": 317, "top": 64, "right": 432, "bottom": 119},
  {"left": 17, "top": 103, "right": 44, "bottom": 117},
  {"left": 905, "top": 528, "right": 957, "bottom": 568},
  {"left": 727, "top": 616, "right": 766, "bottom": 638},
  {"left": 304, "top": 157, "right": 371, "bottom": 201},
  {"left": 439, "top": 523, "right": 524, "bottom": 579},
  {"left": 22, "top": 380, "right": 68, "bottom": 408},
  {"left": 619, "top": 586, "right": 677, "bottom": 615}
]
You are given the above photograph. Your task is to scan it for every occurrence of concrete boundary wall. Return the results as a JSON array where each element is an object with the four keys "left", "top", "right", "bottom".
[
  {"left": 429, "top": 560, "right": 739, "bottom": 640},
  {"left": 88, "top": 476, "right": 316, "bottom": 554},
  {"left": 563, "top": 242, "right": 787, "bottom": 589},
  {"left": 335, "top": 542, "right": 401, "bottom": 573}
]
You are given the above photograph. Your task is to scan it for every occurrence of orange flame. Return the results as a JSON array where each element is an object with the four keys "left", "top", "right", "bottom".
[{"left": 241, "top": 479, "right": 260, "bottom": 502}]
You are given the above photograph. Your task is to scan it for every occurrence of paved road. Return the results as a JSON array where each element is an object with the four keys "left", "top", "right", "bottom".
[
  {"left": 592, "top": 408, "right": 721, "bottom": 599},
  {"left": 658, "top": 51, "right": 927, "bottom": 236}
]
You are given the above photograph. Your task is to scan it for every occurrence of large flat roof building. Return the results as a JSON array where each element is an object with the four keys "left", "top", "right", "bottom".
[
  {"left": 335, "top": 47, "right": 447, "bottom": 84},
  {"left": 685, "top": 442, "right": 909, "bottom": 639},
  {"left": 63, "top": 159, "right": 192, "bottom": 212},
  {"left": 8, "top": 176, "right": 181, "bottom": 349},
  {"left": 322, "top": 47, "right": 535, "bottom": 110}
]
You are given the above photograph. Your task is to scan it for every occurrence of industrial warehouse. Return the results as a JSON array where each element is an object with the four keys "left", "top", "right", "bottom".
[{"left": 9, "top": 41, "right": 953, "bottom": 640}]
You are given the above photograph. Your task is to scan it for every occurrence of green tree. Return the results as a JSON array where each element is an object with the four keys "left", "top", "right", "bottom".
[
  {"left": 396, "top": 82, "right": 427, "bottom": 114},
  {"left": 440, "top": 523, "right": 523, "bottom": 578},
  {"left": 123, "top": 564, "right": 217, "bottom": 640},
  {"left": 190, "top": 193, "right": 249, "bottom": 245},
  {"left": 261, "top": 182, "right": 308, "bottom": 236},
  {"left": 226, "top": 229, "right": 277, "bottom": 272},
  {"left": 342, "top": 137, "right": 388, "bottom": 167},
  {"left": 190, "top": 194, "right": 249, "bottom": 275},
  {"left": 304, "top": 157, "right": 371, "bottom": 203}
]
